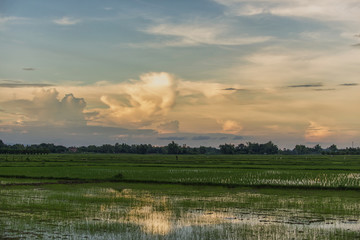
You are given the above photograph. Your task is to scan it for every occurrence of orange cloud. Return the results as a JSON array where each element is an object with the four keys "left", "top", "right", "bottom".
[
  {"left": 305, "top": 121, "right": 332, "bottom": 142},
  {"left": 220, "top": 120, "right": 243, "bottom": 134}
]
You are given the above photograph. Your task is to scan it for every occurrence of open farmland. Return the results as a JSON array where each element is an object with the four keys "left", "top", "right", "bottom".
[{"left": 1, "top": 154, "right": 360, "bottom": 239}]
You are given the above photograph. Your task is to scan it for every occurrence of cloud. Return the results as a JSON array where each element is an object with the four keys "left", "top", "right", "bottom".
[
  {"left": 0, "top": 79, "right": 22, "bottom": 83},
  {"left": 213, "top": 0, "right": 360, "bottom": 24},
  {"left": 340, "top": 83, "right": 358, "bottom": 86},
  {"left": 1, "top": 71, "right": 359, "bottom": 148},
  {"left": 157, "top": 120, "right": 179, "bottom": 133},
  {"left": 233, "top": 136, "right": 243, "bottom": 140},
  {"left": 155, "top": 133, "right": 247, "bottom": 146},
  {"left": 231, "top": 46, "right": 360, "bottom": 92},
  {"left": 222, "top": 87, "right": 247, "bottom": 91},
  {"left": 0, "top": 72, "right": 244, "bottom": 131},
  {"left": 22, "top": 68, "right": 35, "bottom": 71},
  {"left": 2, "top": 88, "right": 86, "bottom": 126},
  {"left": 0, "top": 124, "right": 157, "bottom": 146},
  {"left": 313, "top": 88, "right": 336, "bottom": 91},
  {"left": 98, "top": 72, "right": 178, "bottom": 128},
  {"left": 0, "top": 16, "right": 26, "bottom": 25},
  {"left": 141, "top": 22, "right": 271, "bottom": 47},
  {"left": 305, "top": 121, "right": 332, "bottom": 142},
  {"left": 288, "top": 83, "right": 323, "bottom": 88},
  {"left": 0, "top": 83, "right": 54, "bottom": 88},
  {"left": 192, "top": 136, "right": 212, "bottom": 140},
  {"left": 220, "top": 120, "right": 243, "bottom": 134},
  {"left": 0, "top": 123, "right": 247, "bottom": 147},
  {"left": 53, "top": 17, "right": 81, "bottom": 25},
  {"left": 0, "top": 16, "right": 18, "bottom": 24},
  {"left": 0, "top": 16, "right": 28, "bottom": 31},
  {"left": 0, "top": 127, "right": 11, "bottom": 133},
  {"left": 158, "top": 136, "right": 187, "bottom": 141}
]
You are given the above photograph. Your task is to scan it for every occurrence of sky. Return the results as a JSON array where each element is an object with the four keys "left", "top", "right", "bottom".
[{"left": 0, "top": 0, "right": 360, "bottom": 148}]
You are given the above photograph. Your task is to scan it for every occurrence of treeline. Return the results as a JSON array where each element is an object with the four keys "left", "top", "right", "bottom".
[
  {"left": 0, "top": 141, "right": 66, "bottom": 154},
  {"left": 76, "top": 142, "right": 219, "bottom": 154},
  {"left": 0, "top": 139, "right": 360, "bottom": 155},
  {"left": 0, "top": 140, "right": 218, "bottom": 155},
  {"left": 219, "top": 142, "right": 360, "bottom": 155}
]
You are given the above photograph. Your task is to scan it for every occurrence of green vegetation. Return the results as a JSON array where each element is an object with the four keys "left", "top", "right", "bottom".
[
  {"left": 1, "top": 154, "right": 360, "bottom": 239},
  {"left": 1, "top": 138, "right": 360, "bottom": 155}
]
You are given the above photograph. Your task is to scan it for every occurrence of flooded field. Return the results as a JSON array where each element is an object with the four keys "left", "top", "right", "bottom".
[
  {"left": 1, "top": 183, "right": 360, "bottom": 239},
  {"left": 1, "top": 154, "right": 360, "bottom": 239}
]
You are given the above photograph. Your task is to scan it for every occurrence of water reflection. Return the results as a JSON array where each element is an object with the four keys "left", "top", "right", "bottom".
[
  {"left": 2, "top": 185, "right": 360, "bottom": 239},
  {"left": 95, "top": 187, "right": 360, "bottom": 236},
  {"left": 128, "top": 206, "right": 173, "bottom": 235}
]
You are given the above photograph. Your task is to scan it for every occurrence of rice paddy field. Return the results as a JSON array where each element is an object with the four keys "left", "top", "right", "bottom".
[{"left": 1, "top": 154, "right": 360, "bottom": 239}]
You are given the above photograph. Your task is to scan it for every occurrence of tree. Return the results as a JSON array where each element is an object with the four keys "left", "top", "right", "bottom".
[
  {"left": 167, "top": 141, "right": 180, "bottom": 154},
  {"left": 136, "top": 144, "right": 149, "bottom": 154},
  {"left": 247, "top": 142, "right": 260, "bottom": 154},
  {"left": 0, "top": 139, "right": 5, "bottom": 148},
  {"left": 262, "top": 141, "right": 279, "bottom": 154},
  {"left": 100, "top": 144, "right": 114, "bottom": 153},
  {"left": 235, "top": 143, "right": 248, "bottom": 154},
  {"left": 294, "top": 145, "right": 308, "bottom": 155},
  {"left": 219, "top": 143, "right": 235, "bottom": 154},
  {"left": 328, "top": 144, "right": 338, "bottom": 153},
  {"left": 312, "top": 144, "right": 322, "bottom": 153},
  {"left": 199, "top": 146, "right": 207, "bottom": 154}
]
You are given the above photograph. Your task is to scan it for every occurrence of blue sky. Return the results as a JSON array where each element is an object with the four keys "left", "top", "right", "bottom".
[{"left": 1, "top": 0, "right": 360, "bottom": 147}]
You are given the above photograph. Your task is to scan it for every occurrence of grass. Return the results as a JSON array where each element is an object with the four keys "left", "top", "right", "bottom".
[
  {"left": 1, "top": 154, "right": 360, "bottom": 190},
  {"left": 1, "top": 154, "right": 360, "bottom": 239}
]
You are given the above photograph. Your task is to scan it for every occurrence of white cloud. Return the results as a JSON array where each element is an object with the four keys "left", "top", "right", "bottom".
[
  {"left": 0, "top": 16, "right": 23, "bottom": 24},
  {"left": 142, "top": 22, "right": 271, "bottom": 47},
  {"left": 0, "top": 73, "right": 243, "bottom": 130},
  {"left": 2, "top": 88, "right": 86, "bottom": 126},
  {"left": 224, "top": 46, "right": 360, "bottom": 87},
  {"left": 97, "top": 72, "right": 178, "bottom": 128},
  {"left": 53, "top": 17, "right": 81, "bottom": 25},
  {"left": 0, "top": 16, "right": 27, "bottom": 30},
  {"left": 214, "top": 0, "right": 360, "bottom": 26}
]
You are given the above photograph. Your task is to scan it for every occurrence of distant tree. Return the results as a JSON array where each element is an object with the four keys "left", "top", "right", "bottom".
[
  {"left": 262, "top": 141, "right": 279, "bottom": 154},
  {"left": 115, "top": 143, "right": 132, "bottom": 153},
  {"left": 1, "top": 138, "right": 359, "bottom": 155},
  {"left": 219, "top": 143, "right": 235, "bottom": 154},
  {"left": 88, "top": 145, "right": 99, "bottom": 153},
  {"left": 136, "top": 144, "right": 149, "bottom": 154},
  {"left": 0, "top": 139, "right": 5, "bottom": 148},
  {"left": 328, "top": 144, "right": 337, "bottom": 151},
  {"left": 199, "top": 146, "right": 207, "bottom": 154},
  {"left": 312, "top": 144, "right": 322, "bottom": 153},
  {"left": 247, "top": 142, "right": 260, "bottom": 154},
  {"left": 235, "top": 143, "right": 248, "bottom": 154},
  {"left": 167, "top": 141, "right": 181, "bottom": 154},
  {"left": 328, "top": 144, "right": 338, "bottom": 153},
  {"left": 100, "top": 144, "right": 114, "bottom": 153},
  {"left": 294, "top": 145, "right": 308, "bottom": 155}
]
